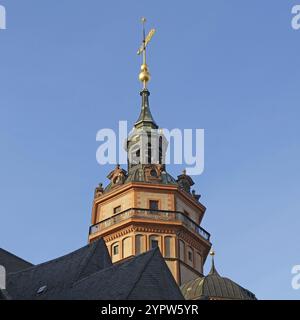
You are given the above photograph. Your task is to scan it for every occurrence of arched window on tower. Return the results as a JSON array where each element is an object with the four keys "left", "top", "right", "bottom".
[
  {"left": 159, "top": 136, "right": 163, "bottom": 164},
  {"left": 111, "top": 242, "right": 120, "bottom": 262},
  {"left": 195, "top": 252, "right": 203, "bottom": 273},
  {"left": 122, "top": 237, "right": 132, "bottom": 259},
  {"left": 149, "top": 235, "right": 160, "bottom": 251},
  {"left": 187, "top": 246, "right": 194, "bottom": 265},
  {"left": 135, "top": 234, "right": 145, "bottom": 255},
  {"left": 164, "top": 236, "right": 173, "bottom": 258},
  {"left": 128, "top": 143, "right": 141, "bottom": 168},
  {"left": 147, "top": 142, "right": 152, "bottom": 164},
  {"left": 179, "top": 240, "right": 185, "bottom": 262}
]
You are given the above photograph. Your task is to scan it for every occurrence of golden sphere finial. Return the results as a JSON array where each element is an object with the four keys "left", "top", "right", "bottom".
[
  {"left": 139, "top": 63, "right": 150, "bottom": 86},
  {"left": 137, "top": 17, "right": 155, "bottom": 89},
  {"left": 210, "top": 249, "right": 215, "bottom": 257}
]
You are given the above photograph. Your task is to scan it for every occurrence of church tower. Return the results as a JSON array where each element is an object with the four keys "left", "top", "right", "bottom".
[{"left": 88, "top": 19, "right": 211, "bottom": 285}]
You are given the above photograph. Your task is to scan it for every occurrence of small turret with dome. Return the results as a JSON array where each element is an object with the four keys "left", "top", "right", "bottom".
[{"left": 180, "top": 250, "right": 256, "bottom": 300}]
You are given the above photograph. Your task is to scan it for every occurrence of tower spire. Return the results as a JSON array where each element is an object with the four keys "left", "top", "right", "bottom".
[
  {"left": 135, "top": 18, "right": 158, "bottom": 129},
  {"left": 137, "top": 17, "right": 155, "bottom": 89},
  {"left": 141, "top": 17, "right": 147, "bottom": 66}
]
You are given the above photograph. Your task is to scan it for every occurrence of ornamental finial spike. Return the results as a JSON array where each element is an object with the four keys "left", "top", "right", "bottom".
[
  {"left": 208, "top": 248, "right": 219, "bottom": 276},
  {"left": 137, "top": 18, "right": 156, "bottom": 89}
]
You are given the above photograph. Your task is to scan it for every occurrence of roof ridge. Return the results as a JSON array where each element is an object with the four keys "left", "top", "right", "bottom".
[
  {"left": 73, "top": 240, "right": 99, "bottom": 282},
  {"left": 124, "top": 248, "right": 158, "bottom": 299},
  {"left": 0, "top": 248, "right": 33, "bottom": 267},
  {"left": 74, "top": 239, "right": 110, "bottom": 282},
  {"left": 6, "top": 242, "right": 95, "bottom": 276},
  {"left": 72, "top": 248, "right": 157, "bottom": 287}
]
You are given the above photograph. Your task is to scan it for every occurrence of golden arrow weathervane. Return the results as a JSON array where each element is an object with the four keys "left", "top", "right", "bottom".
[
  {"left": 137, "top": 17, "right": 156, "bottom": 89},
  {"left": 137, "top": 28, "right": 156, "bottom": 56}
]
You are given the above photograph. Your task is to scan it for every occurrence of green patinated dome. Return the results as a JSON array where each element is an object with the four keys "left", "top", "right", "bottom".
[
  {"left": 103, "top": 165, "right": 178, "bottom": 193},
  {"left": 134, "top": 89, "right": 158, "bottom": 129},
  {"left": 180, "top": 259, "right": 256, "bottom": 300},
  {"left": 126, "top": 166, "right": 177, "bottom": 184}
]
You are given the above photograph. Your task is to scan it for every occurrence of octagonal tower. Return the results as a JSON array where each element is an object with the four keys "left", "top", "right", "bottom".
[{"left": 88, "top": 19, "right": 211, "bottom": 285}]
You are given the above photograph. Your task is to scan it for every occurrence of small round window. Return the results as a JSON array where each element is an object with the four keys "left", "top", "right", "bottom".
[{"left": 150, "top": 169, "right": 157, "bottom": 177}]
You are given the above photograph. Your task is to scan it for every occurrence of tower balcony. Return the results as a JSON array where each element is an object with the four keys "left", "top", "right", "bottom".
[{"left": 89, "top": 208, "right": 210, "bottom": 242}]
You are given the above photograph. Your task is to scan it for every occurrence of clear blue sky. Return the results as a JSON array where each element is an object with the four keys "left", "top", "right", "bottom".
[{"left": 0, "top": 0, "right": 299, "bottom": 300}]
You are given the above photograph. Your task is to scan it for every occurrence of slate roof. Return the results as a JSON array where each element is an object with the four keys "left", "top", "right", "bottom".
[
  {"left": 7, "top": 238, "right": 112, "bottom": 300},
  {"left": 5, "top": 239, "right": 183, "bottom": 300},
  {"left": 53, "top": 248, "right": 184, "bottom": 300},
  {"left": 0, "top": 248, "right": 33, "bottom": 273},
  {"left": 0, "top": 289, "right": 11, "bottom": 300}
]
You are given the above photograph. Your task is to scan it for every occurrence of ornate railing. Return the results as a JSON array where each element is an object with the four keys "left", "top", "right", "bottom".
[{"left": 89, "top": 208, "right": 210, "bottom": 241}]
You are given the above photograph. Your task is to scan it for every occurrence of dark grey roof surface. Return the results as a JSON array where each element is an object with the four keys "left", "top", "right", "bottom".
[
  {"left": 0, "top": 248, "right": 33, "bottom": 273},
  {"left": 54, "top": 248, "right": 184, "bottom": 300},
  {"left": 6, "top": 240, "right": 183, "bottom": 300},
  {"left": 0, "top": 289, "right": 11, "bottom": 300},
  {"left": 7, "top": 238, "right": 112, "bottom": 300}
]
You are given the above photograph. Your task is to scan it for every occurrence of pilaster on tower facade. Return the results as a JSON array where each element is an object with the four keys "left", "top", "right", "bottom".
[{"left": 88, "top": 19, "right": 211, "bottom": 285}]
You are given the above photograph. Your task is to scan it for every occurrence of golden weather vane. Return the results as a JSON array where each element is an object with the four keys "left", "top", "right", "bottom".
[{"left": 137, "top": 17, "right": 156, "bottom": 89}]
